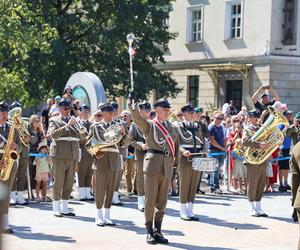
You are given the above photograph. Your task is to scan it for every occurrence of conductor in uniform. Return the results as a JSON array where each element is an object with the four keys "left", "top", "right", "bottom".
[
  {"left": 130, "top": 98, "right": 180, "bottom": 245},
  {"left": 242, "top": 110, "right": 269, "bottom": 217},
  {"left": 176, "top": 104, "right": 204, "bottom": 221},
  {"left": 48, "top": 98, "right": 87, "bottom": 217},
  {"left": 128, "top": 101, "right": 152, "bottom": 212}
]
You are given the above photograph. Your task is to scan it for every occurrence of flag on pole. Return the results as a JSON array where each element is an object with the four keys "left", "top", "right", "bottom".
[{"left": 128, "top": 47, "right": 137, "bottom": 57}]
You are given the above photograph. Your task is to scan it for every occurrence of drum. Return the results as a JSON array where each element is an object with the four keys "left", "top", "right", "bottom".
[{"left": 192, "top": 157, "right": 219, "bottom": 172}]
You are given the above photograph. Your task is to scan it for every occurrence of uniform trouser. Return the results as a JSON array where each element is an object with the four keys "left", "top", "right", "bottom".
[
  {"left": 12, "top": 157, "right": 28, "bottom": 191},
  {"left": 245, "top": 163, "right": 267, "bottom": 202},
  {"left": 135, "top": 159, "right": 145, "bottom": 196},
  {"left": 179, "top": 164, "right": 201, "bottom": 204},
  {"left": 78, "top": 156, "right": 93, "bottom": 187},
  {"left": 95, "top": 167, "right": 117, "bottom": 209},
  {"left": 114, "top": 155, "right": 123, "bottom": 192},
  {"left": 52, "top": 158, "right": 76, "bottom": 201},
  {"left": 144, "top": 173, "right": 170, "bottom": 223},
  {"left": 0, "top": 163, "right": 18, "bottom": 214},
  {"left": 124, "top": 158, "right": 135, "bottom": 192}
]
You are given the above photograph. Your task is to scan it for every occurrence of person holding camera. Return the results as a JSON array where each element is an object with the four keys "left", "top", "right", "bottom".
[{"left": 286, "top": 112, "right": 300, "bottom": 146}]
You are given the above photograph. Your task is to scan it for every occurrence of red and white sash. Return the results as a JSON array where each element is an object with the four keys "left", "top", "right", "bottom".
[{"left": 152, "top": 118, "right": 175, "bottom": 159}]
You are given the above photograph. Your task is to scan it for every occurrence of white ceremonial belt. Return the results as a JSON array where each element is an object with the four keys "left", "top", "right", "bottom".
[
  {"left": 55, "top": 137, "right": 80, "bottom": 142},
  {"left": 100, "top": 148, "right": 119, "bottom": 153},
  {"left": 0, "top": 149, "right": 4, "bottom": 153},
  {"left": 180, "top": 145, "right": 202, "bottom": 148}
]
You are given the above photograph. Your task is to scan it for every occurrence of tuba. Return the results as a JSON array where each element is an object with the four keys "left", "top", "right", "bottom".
[
  {"left": 244, "top": 106, "right": 289, "bottom": 165},
  {"left": 90, "top": 124, "right": 123, "bottom": 156},
  {"left": 0, "top": 110, "right": 24, "bottom": 181}
]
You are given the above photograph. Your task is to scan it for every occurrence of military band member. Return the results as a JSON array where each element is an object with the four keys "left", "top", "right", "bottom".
[
  {"left": 290, "top": 141, "right": 300, "bottom": 249},
  {"left": 242, "top": 110, "right": 269, "bottom": 217},
  {"left": 128, "top": 101, "right": 152, "bottom": 212},
  {"left": 77, "top": 104, "right": 94, "bottom": 201},
  {"left": 48, "top": 98, "right": 87, "bottom": 217},
  {"left": 286, "top": 112, "right": 300, "bottom": 146},
  {"left": 177, "top": 104, "right": 204, "bottom": 221},
  {"left": 0, "top": 101, "right": 21, "bottom": 233},
  {"left": 130, "top": 98, "right": 180, "bottom": 245},
  {"left": 86, "top": 102, "right": 126, "bottom": 226},
  {"left": 111, "top": 101, "right": 125, "bottom": 206}
]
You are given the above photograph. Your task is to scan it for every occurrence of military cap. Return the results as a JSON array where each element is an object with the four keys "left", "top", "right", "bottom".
[
  {"left": 153, "top": 98, "right": 171, "bottom": 109},
  {"left": 138, "top": 101, "right": 151, "bottom": 110},
  {"left": 58, "top": 98, "right": 72, "bottom": 107},
  {"left": 99, "top": 102, "right": 114, "bottom": 112},
  {"left": 0, "top": 101, "right": 9, "bottom": 112},
  {"left": 111, "top": 101, "right": 119, "bottom": 110},
  {"left": 248, "top": 109, "right": 260, "bottom": 118},
  {"left": 9, "top": 101, "right": 21, "bottom": 110},
  {"left": 79, "top": 104, "right": 90, "bottom": 111},
  {"left": 295, "top": 112, "right": 300, "bottom": 120},
  {"left": 194, "top": 107, "right": 203, "bottom": 113},
  {"left": 181, "top": 103, "right": 194, "bottom": 113},
  {"left": 283, "top": 110, "right": 293, "bottom": 116}
]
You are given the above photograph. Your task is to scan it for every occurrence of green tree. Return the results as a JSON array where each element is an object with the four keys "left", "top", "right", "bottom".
[{"left": 0, "top": 0, "right": 181, "bottom": 106}]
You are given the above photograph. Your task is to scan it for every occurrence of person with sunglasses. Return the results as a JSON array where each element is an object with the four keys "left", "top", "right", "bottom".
[
  {"left": 48, "top": 98, "right": 88, "bottom": 218},
  {"left": 176, "top": 103, "right": 204, "bottom": 221},
  {"left": 77, "top": 104, "right": 94, "bottom": 201}
]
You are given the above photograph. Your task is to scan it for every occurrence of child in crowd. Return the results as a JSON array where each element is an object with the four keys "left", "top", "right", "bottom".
[{"left": 33, "top": 142, "right": 51, "bottom": 202}]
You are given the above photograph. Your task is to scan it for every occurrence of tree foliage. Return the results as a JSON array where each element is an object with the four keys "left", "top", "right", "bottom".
[{"left": 0, "top": 0, "right": 180, "bottom": 106}]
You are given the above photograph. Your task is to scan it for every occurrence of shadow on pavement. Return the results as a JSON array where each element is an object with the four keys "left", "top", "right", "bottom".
[
  {"left": 11, "top": 226, "right": 76, "bottom": 243},
  {"left": 267, "top": 216, "right": 295, "bottom": 224},
  {"left": 113, "top": 219, "right": 185, "bottom": 236},
  {"left": 198, "top": 215, "right": 268, "bottom": 230},
  {"left": 168, "top": 242, "right": 237, "bottom": 250}
]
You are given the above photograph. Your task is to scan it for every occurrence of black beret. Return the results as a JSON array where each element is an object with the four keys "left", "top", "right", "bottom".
[
  {"left": 181, "top": 103, "right": 194, "bottom": 113},
  {"left": 111, "top": 101, "right": 119, "bottom": 110},
  {"left": 248, "top": 109, "right": 260, "bottom": 118},
  {"left": 153, "top": 98, "right": 171, "bottom": 109},
  {"left": 138, "top": 101, "right": 151, "bottom": 110},
  {"left": 99, "top": 102, "right": 114, "bottom": 112},
  {"left": 0, "top": 101, "right": 9, "bottom": 112},
  {"left": 10, "top": 101, "right": 21, "bottom": 110},
  {"left": 79, "top": 104, "right": 90, "bottom": 111},
  {"left": 58, "top": 98, "right": 72, "bottom": 107}
]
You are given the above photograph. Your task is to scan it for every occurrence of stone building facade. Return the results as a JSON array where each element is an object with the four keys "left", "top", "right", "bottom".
[{"left": 156, "top": 0, "right": 300, "bottom": 112}]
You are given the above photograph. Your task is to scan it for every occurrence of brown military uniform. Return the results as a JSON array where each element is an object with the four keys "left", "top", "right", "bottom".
[
  {"left": 48, "top": 115, "right": 86, "bottom": 202},
  {"left": 286, "top": 125, "right": 300, "bottom": 146},
  {"left": 0, "top": 122, "right": 21, "bottom": 215},
  {"left": 177, "top": 121, "right": 204, "bottom": 205},
  {"left": 129, "top": 122, "right": 146, "bottom": 196},
  {"left": 242, "top": 125, "right": 267, "bottom": 202},
  {"left": 130, "top": 104, "right": 180, "bottom": 228},
  {"left": 290, "top": 141, "right": 300, "bottom": 249}
]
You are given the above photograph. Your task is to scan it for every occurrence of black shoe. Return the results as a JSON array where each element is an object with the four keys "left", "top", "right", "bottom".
[
  {"left": 190, "top": 216, "right": 199, "bottom": 221},
  {"left": 79, "top": 198, "right": 87, "bottom": 201},
  {"left": 86, "top": 197, "right": 95, "bottom": 201},
  {"left": 212, "top": 189, "right": 223, "bottom": 194},
  {"left": 278, "top": 185, "right": 287, "bottom": 192},
  {"left": 153, "top": 231, "right": 169, "bottom": 244},
  {"left": 3, "top": 227, "right": 13, "bottom": 234},
  {"left": 104, "top": 221, "right": 116, "bottom": 226},
  {"left": 146, "top": 233, "right": 157, "bottom": 244},
  {"left": 285, "top": 184, "right": 291, "bottom": 190},
  {"left": 96, "top": 222, "right": 105, "bottom": 227},
  {"left": 198, "top": 189, "right": 205, "bottom": 195},
  {"left": 171, "top": 191, "right": 178, "bottom": 196},
  {"left": 133, "top": 190, "right": 138, "bottom": 195},
  {"left": 62, "top": 212, "right": 76, "bottom": 216},
  {"left": 180, "top": 216, "right": 192, "bottom": 221},
  {"left": 112, "top": 202, "right": 123, "bottom": 206},
  {"left": 54, "top": 212, "right": 63, "bottom": 217},
  {"left": 257, "top": 213, "right": 268, "bottom": 217},
  {"left": 139, "top": 208, "right": 144, "bottom": 212}
]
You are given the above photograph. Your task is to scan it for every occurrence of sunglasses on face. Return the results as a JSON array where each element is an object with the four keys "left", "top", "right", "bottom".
[
  {"left": 215, "top": 117, "right": 223, "bottom": 120},
  {"left": 95, "top": 114, "right": 102, "bottom": 117},
  {"left": 177, "top": 114, "right": 183, "bottom": 117},
  {"left": 63, "top": 107, "right": 71, "bottom": 111},
  {"left": 233, "top": 120, "right": 240, "bottom": 122}
]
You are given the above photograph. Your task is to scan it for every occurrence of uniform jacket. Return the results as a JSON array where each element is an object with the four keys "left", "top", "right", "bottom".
[
  {"left": 48, "top": 114, "right": 87, "bottom": 161},
  {"left": 78, "top": 119, "right": 93, "bottom": 159},
  {"left": 290, "top": 141, "right": 300, "bottom": 209},
  {"left": 128, "top": 122, "right": 147, "bottom": 162},
  {"left": 130, "top": 103, "right": 180, "bottom": 178},
  {"left": 0, "top": 122, "right": 22, "bottom": 158},
  {"left": 286, "top": 125, "right": 300, "bottom": 146}
]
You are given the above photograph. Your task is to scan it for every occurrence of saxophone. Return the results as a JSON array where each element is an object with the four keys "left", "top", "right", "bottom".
[
  {"left": 244, "top": 106, "right": 289, "bottom": 165},
  {"left": 0, "top": 112, "right": 23, "bottom": 181}
]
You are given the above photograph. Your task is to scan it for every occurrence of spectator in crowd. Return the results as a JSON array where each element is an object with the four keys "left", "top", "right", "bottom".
[
  {"left": 49, "top": 95, "right": 61, "bottom": 117},
  {"left": 286, "top": 112, "right": 300, "bottom": 146},
  {"left": 252, "top": 85, "right": 279, "bottom": 114},
  {"left": 278, "top": 110, "right": 293, "bottom": 191},
  {"left": 176, "top": 111, "right": 184, "bottom": 121},
  {"left": 91, "top": 110, "right": 103, "bottom": 123},
  {"left": 228, "top": 100, "right": 238, "bottom": 116},
  {"left": 208, "top": 112, "right": 227, "bottom": 194},
  {"left": 41, "top": 98, "right": 53, "bottom": 134}
]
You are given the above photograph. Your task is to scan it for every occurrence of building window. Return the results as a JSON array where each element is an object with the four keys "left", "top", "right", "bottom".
[
  {"left": 188, "top": 76, "right": 199, "bottom": 107},
  {"left": 187, "top": 5, "right": 204, "bottom": 43},
  {"left": 225, "top": 0, "right": 243, "bottom": 40},
  {"left": 282, "top": 0, "right": 298, "bottom": 45}
]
